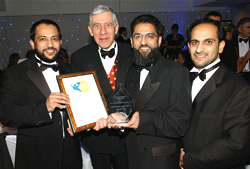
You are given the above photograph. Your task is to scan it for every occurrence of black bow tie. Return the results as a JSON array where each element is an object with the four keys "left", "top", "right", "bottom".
[
  {"left": 100, "top": 48, "right": 115, "bottom": 59},
  {"left": 135, "top": 63, "right": 153, "bottom": 72},
  {"left": 190, "top": 62, "right": 221, "bottom": 82},
  {"left": 239, "top": 38, "right": 249, "bottom": 43},
  {"left": 39, "top": 63, "right": 59, "bottom": 72}
]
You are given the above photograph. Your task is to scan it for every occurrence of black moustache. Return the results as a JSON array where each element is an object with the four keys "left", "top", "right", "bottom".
[{"left": 43, "top": 48, "right": 56, "bottom": 52}]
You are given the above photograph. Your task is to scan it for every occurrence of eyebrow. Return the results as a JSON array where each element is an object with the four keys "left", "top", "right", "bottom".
[
  {"left": 93, "top": 21, "right": 113, "bottom": 25},
  {"left": 190, "top": 38, "right": 216, "bottom": 42},
  {"left": 133, "top": 32, "right": 155, "bottom": 35},
  {"left": 37, "top": 35, "right": 59, "bottom": 38}
]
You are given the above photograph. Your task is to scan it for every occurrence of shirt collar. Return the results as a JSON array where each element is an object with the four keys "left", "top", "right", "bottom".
[
  {"left": 35, "top": 54, "right": 57, "bottom": 65},
  {"left": 98, "top": 41, "right": 117, "bottom": 51}
]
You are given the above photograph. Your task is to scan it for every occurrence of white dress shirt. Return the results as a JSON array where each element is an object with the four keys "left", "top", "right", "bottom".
[
  {"left": 238, "top": 36, "right": 249, "bottom": 72},
  {"left": 98, "top": 42, "right": 118, "bottom": 75},
  {"left": 35, "top": 55, "right": 65, "bottom": 137},
  {"left": 191, "top": 59, "right": 221, "bottom": 102},
  {"left": 140, "top": 69, "right": 149, "bottom": 90}
]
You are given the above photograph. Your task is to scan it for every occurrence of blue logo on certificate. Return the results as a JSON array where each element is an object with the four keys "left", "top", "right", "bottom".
[{"left": 72, "top": 80, "right": 89, "bottom": 92}]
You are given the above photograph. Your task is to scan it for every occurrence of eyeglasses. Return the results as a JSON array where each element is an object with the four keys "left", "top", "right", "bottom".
[{"left": 132, "top": 33, "right": 158, "bottom": 41}]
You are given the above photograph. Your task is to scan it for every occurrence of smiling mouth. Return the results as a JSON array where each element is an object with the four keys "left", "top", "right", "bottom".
[
  {"left": 100, "top": 37, "right": 109, "bottom": 41},
  {"left": 194, "top": 53, "right": 207, "bottom": 59},
  {"left": 44, "top": 49, "right": 56, "bottom": 55},
  {"left": 139, "top": 46, "right": 151, "bottom": 52}
]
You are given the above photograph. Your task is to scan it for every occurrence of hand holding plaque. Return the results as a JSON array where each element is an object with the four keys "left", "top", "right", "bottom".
[{"left": 107, "top": 83, "right": 134, "bottom": 125}]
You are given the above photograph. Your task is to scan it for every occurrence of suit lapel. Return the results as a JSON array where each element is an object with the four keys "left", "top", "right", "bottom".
[
  {"left": 135, "top": 70, "right": 160, "bottom": 111},
  {"left": 87, "top": 44, "right": 113, "bottom": 99},
  {"left": 193, "top": 65, "right": 225, "bottom": 107},
  {"left": 247, "top": 37, "right": 250, "bottom": 48},
  {"left": 26, "top": 58, "right": 51, "bottom": 97}
]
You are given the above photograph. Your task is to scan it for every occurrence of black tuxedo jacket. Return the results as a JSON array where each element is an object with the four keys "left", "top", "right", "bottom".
[
  {"left": 70, "top": 42, "right": 133, "bottom": 153},
  {"left": 220, "top": 40, "right": 238, "bottom": 72},
  {"left": 183, "top": 64, "right": 250, "bottom": 169},
  {"left": 125, "top": 57, "right": 192, "bottom": 169},
  {"left": 0, "top": 56, "right": 82, "bottom": 169}
]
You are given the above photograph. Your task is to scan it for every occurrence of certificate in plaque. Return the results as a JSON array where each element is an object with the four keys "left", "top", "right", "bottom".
[{"left": 57, "top": 72, "right": 108, "bottom": 133}]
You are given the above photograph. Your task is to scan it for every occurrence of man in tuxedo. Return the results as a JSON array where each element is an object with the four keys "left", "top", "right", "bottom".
[
  {"left": 116, "top": 27, "right": 130, "bottom": 44},
  {"left": 104, "top": 14, "right": 192, "bottom": 169},
  {"left": 69, "top": 5, "right": 132, "bottom": 169},
  {"left": 233, "top": 17, "right": 250, "bottom": 73},
  {"left": 205, "top": 11, "right": 238, "bottom": 73},
  {"left": 180, "top": 19, "right": 250, "bottom": 169},
  {"left": 0, "top": 19, "right": 82, "bottom": 169}
]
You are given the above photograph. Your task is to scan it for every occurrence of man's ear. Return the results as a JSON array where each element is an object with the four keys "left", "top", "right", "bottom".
[
  {"left": 88, "top": 26, "right": 94, "bottom": 37},
  {"left": 29, "top": 40, "right": 35, "bottom": 49},
  {"left": 219, "top": 40, "right": 225, "bottom": 54},
  {"left": 187, "top": 42, "right": 190, "bottom": 49},
  {"left": 130, "top": 37, "right": 133, "bottom": 48},
  {"left": 158, "top": 36, "right": 162, "bottom": 47},
  {"left": 114, "top": 24, "right": 119, "bottom": 35},
  {"left": 237, "top": 26, "right": 242, "bottom": 34}
]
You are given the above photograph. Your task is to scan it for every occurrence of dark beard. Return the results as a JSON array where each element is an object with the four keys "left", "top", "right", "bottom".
[
  {"left": 133, "top": 46, "right": 161, "bottom": 69},
  {"left": 34, "top": 47, "right": 60, "bottom": 63}
]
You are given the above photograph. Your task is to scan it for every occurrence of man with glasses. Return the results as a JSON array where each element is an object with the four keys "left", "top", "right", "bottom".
[{"left": 105, "top": 14, "right": 192, "bottom": 169}]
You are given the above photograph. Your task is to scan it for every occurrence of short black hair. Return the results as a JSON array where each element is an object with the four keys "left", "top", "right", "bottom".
[
  {"left": 205, "top": 11, "right": 222, "bottom": 20},
  {"left": 237, "top": 17, "right": 250, "bottom": 28},
  {"left": 187, "top": 19, "right": 224, "bottom": 42},
  {"left": 119, "top": 27, "right": 127, "bottom": 34},
  {"left": 171, "top": 24, "right": 179, "bottom": 30},
  {"left": 30, "top": 19, "right": 62, "bottom": 41},
  {"left": 130, "top": 14, "right": 162, "bottom": 36}
]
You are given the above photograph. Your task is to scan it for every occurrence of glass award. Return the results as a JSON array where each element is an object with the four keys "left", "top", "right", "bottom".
[{"left": 107, "top": 83, "right": 134, "bottom": 125}]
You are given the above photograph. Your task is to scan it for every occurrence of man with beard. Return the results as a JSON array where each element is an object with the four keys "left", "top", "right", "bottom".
[
  {"left": 103, "top": 14, "right": 192, "bottom": 169},
  {"left": 179, "top": 19, "right": 250, "bottom": 169},
  {"left": 0, "top": 19, "right": 82, "bottom": 169}
]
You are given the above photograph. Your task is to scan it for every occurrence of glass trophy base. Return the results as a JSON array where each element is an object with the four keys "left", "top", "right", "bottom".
[
  {"left": 115, "top": 121, "right": 128, "bottom": 126},
  {"left": 111, "top": 112, "right": 128, "bottom": 126}
]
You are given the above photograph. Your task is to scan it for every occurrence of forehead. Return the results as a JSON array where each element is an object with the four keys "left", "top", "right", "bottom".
[
  {"left": 35, "top": 24, "right": 59, "bottom": 37},
  {"left": 91, "top": 11, "right": 113, "bottom": 24},
  {"left": 191, "top": 23, "right": 218, "bottom": 40},
  {"left": 133, "top": 23, "right": 156, "bottom": 34}
]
